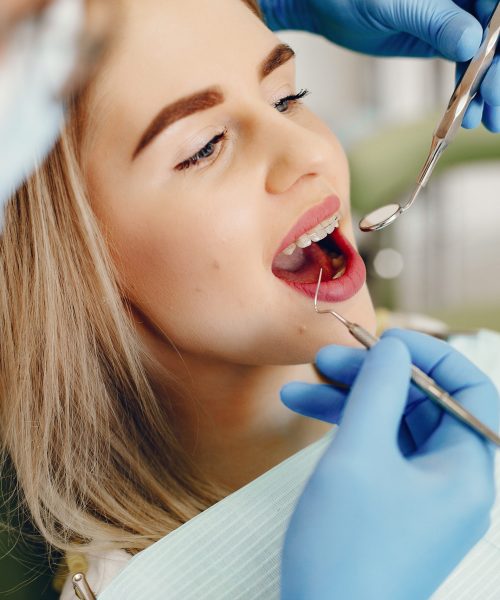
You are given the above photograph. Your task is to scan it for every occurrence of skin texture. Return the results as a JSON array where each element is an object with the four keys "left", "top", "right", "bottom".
[
  {"left": 82, "top": 0, "right": 375, "bottom": 491},
  {"left": 0, "top": 0, "right": 49, "bottom": 54},
  {"left": 0, "top": 0, "right": 50, "bottom": 25}
]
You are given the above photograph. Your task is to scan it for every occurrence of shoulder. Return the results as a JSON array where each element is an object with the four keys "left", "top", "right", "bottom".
[{"left": 59, "top": 548, "right": 132, "bottom": 599}]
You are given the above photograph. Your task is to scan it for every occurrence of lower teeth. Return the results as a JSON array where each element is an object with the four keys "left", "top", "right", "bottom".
[
  {"left": 331, "top": 255, "right": 346, "bottom": 280},
  {"left": 332, "top": 265, "right": 346, "bottom": 280}
]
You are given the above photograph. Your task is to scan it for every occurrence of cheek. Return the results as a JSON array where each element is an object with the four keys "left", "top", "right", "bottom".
[
  {"left": 103, "top": 199, "right": 265, "bottom": 351},
  {"left": 114, "top": 218, "right": 226, "bottom": 307},
  {"left": 87, "top": 113, "right": 362, "bottom": 365}
]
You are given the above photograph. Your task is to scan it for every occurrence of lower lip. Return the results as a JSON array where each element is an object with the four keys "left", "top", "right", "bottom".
[{"left": 278, "top": 228, "right": 366, "bottom": 303}]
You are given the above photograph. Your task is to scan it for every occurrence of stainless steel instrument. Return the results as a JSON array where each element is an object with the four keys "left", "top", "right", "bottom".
[
  {"left": 314, "top": 270, "right": 500, "bottom": 447},
  {"left": 359, "top": 1, "right": 500, "bottom": 233}
]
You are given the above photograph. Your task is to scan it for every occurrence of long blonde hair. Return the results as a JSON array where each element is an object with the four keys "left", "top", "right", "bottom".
[{"left": 0, "top": 0, "right": 262, "bottom": 559}]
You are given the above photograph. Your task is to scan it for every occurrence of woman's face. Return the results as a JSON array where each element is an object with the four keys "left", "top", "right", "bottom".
[{"left": 83, "top": 0, "right": 375, "bottom": 366}]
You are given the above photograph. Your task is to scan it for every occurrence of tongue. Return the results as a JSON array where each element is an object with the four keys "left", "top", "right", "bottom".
[{"left": 272, "top": 243, "right": 334, "bottom": 283}]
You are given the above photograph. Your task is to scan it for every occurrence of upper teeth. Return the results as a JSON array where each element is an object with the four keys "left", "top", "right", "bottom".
[{"left": 282, "top": 215, "right": 340, "bottom": 256}]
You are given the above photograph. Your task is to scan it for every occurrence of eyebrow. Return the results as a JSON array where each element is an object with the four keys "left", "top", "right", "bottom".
[{"left": 132, "top": 43, "right": 296, "bottom": 160}]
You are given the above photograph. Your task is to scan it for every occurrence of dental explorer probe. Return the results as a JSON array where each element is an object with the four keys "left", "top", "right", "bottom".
[
  {"left": 359, "top": 0, "right": 500, "bottom": 233},
  {"left": 313, "top": 270, "right": 500, "bottom": 447}
]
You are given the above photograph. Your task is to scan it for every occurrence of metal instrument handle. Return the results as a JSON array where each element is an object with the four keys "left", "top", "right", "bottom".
[
  {"left": 411, "top": 365, "right": 500, "bottom": 446},
  {"left": 349, "top": 324, "right": 379, "bottom": 348},
  {"left": 435, "top": 2, "right": 500, "bottom": 143},
  {"left": 349, "top": 326, "right": 500, "bottom": 447},
  {"left": 72, "top": 573, "right": 97, "bottom": 600}
]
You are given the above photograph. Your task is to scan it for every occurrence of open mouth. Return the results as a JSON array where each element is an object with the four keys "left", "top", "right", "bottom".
[
  {"left": 272, "top": 211, "right": 366, "bottom": 303},
  {"left": 272, "top": 225, "right": 346, "bottom": 283}
]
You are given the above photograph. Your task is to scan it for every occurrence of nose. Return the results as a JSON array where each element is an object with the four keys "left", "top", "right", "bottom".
[{"left": 260, "top": 110, "right": 334, "bottom": 196}]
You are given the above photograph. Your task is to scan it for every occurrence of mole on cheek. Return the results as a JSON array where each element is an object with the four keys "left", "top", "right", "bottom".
[
  {"left": 298, "top": 325, "right": 307, "bottom": 335},
  {"left": 211, "top": 260, "right": 221, "bottom": 271}
]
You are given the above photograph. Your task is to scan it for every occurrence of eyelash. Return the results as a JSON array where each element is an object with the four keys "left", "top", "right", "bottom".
[{"left": 174, "top": 88, "right": 311, "bottom": 172}]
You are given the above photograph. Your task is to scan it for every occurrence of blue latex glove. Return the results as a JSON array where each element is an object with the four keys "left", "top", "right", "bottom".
[
  {"left": 281, "top": 331, "right": 499, "bottom": 600},
  {"left": 260, "top": 0, "right": 500, "bottom": 132},
  {"left": 282, "top": 330, "right": 460, "bottom": 456}
]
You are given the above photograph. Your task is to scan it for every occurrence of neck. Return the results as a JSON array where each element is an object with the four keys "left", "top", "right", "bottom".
[
  {"left": 170, "top": 357, "right": 331, "bottom": 492},
  {"left": 132, "top": 306, "right": 331, "bottom": 493}
]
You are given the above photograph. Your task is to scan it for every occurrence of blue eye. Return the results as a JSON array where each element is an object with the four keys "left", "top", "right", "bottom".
[
  {"left": 175, "top": 88, "right": 311, "bottom": 171},
  {"left": 175, "top": 130, "right": 228, "bottom": 171},
  {"left": 274, "top": 88, "right": 310, "bottom": 113}
]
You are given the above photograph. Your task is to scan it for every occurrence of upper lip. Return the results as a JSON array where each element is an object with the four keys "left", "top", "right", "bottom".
[{"left": 274, "top": 194, "right": 342, "bottom": 256}]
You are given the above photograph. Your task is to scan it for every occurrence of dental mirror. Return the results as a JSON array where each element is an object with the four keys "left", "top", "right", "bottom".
[
  {"left": 359, "top": 183, "right": 423, "bottom": 232},
  {"left": 359, "top": 203, "right": 403, "bottom": 232},
  {"left": 359, "top": 0, "right": 500, "bottom": 234}
]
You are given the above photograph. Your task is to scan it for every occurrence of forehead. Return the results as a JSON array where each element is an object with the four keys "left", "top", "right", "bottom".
[{"left": 90, "top": 0, "right": 273, "bottom": 118}]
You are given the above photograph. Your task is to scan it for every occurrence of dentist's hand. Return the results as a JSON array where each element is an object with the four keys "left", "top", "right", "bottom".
[
  {"left": 281, "top": 332, "right": 499, "bottom": 600},
  {"left": 281, "top": 329, "right": 494, "bottom": 455},
  {"left": 260, "top": 0, "right": 500, "bottom": 132}
]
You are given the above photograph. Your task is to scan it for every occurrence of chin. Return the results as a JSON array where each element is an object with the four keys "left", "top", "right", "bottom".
[
  {"left": 255, "top": 296, "right": 376, "bottom": 367},
  {"left": 290, "top": 288, "right": 376, "bottom": 364}
]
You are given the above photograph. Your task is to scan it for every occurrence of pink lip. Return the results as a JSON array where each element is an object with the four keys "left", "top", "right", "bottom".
[
  {"left": 275, "top": 195, "right": 341, "bottom": 256},
  {"left": 288, "top": 228, "right": 367, "bottom": 303}
]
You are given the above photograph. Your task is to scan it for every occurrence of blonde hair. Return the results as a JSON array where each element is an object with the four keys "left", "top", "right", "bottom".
[{"left": 0, "top": 0, "right": 262, "bottom": 560}]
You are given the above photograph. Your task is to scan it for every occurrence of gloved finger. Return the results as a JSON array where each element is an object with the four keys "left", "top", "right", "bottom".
[
  {"left": 382, "top": 332, "right": 500, "bottom": 453},
  {"left": 398, "top": 418, "right": 418, "bottom": 456},
  {"left": 382, "top": 329, "right": 489, "bottom": 393},
  {"left": 475, "top": 0, "right": 499, "bottom": 26},
  {"left": 281, "top": 379, "right": 429, "bottom": 453},
  {"left": 462, "top": 95, "right": 485, "bottom": 128},
  {"left": 480, "top": 56, "right": 500, "bottom": 107},
  {"left": 403, "top": 396, "right": 444, "bottom": 448},
  {"left": 482, "top": 103, "right": 500, "bottom": 132},
  {"left": 382, "top": 328, "right": 500, "bottom": 449},
  {"left": 370, "top": 31, "right": 444, "bottom": 58},
  {"left": 419, "top": 379, "right": 499, "bottom": 463},
  {"left": 315, "top": 343, "right": 427, "bottom": 409},
  {"left": 280, "top": 382, "right": 348, "bottom": 424},
  {"left": 389, "top": 0, "right": 483, "bottom": 61},
  {"left": 315, "top": 345, "right": 366, "bottom": 385},
  {"left": 336, "top": 337, "right": 411, "bottom": 452}
]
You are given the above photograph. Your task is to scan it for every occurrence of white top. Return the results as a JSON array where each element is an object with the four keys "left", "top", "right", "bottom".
[{"left": 59, "top": 330, "right": 500, "bottom": 599}]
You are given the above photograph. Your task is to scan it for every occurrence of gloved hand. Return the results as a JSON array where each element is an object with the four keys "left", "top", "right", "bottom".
[
  {"left": 0, "top": 0, "right": 83, "bottom": 214},
  {"left": 282, "top": 330, "right": 462, "bottom": 456},
  {"left": 259, "top": 0, "right": 500, "bottom": 132},
  {"left": 281, "top": 330, "right": 499, "bottom": 600}
]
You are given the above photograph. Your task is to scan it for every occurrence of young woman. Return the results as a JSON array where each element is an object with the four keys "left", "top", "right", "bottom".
[{"left": 0, "top": 1, "right": 497, "bottom": 598}]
